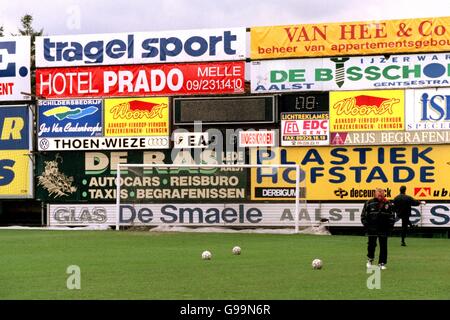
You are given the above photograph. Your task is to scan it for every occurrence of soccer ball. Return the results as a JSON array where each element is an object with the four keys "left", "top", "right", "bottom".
[
  {"left": 312, "top": 258, "right": 323, "bottom": 269},
  {"left": 232, "top": 246, "right": 241, "bottom": 255},
  {"left": 202, "top": 250, "right": 212, "bottom": 260}
]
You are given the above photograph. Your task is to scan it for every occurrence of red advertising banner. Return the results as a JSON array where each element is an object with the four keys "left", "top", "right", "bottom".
[{"left": 36, "top": 61, "right": 245, "bottom": 98}]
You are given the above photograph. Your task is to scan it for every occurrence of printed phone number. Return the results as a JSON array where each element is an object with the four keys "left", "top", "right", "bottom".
[{"left": 185, "top": 79, "right": 244, "bottom": 91}]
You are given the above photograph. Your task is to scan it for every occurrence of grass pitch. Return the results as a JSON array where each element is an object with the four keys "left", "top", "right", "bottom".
[{"left": 0, "top": 230, "right": 448, "bottom": 300}]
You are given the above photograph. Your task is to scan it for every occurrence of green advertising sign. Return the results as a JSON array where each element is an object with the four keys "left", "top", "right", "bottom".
[{"left": 36, "top": 150, "right": 247, "bottom": 203}]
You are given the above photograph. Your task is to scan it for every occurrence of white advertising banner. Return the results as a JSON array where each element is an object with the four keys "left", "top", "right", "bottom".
[
  {"left": 405, "top": 88, "right": 450, "bottom": 131},
  {"left": 330, "top": 130, "right": 450, "bottom": 146},
  {"left": 48, "top": 203, "right": 450, "bottom": 227},
  {"left": 0, "top": 37, "right": 31, "bottom": 101},
  {"left": 38, "top": 136, "right": 170, "bottom": 151},
  {"left": 36, "top": 28, "right": 246, "bottom": 67},
  {"left": 281, "top": 113, "right": 329, "bottom": 146},
  {"left": 251, "top": 53, "right": 450, "bottom": 93}
]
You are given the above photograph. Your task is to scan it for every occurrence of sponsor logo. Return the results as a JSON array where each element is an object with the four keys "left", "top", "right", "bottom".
[
  {"left": 37, "top": 62, "right": 245, "bottom": 98},
  {"left": 38, "top": 122, "right": 103, "bottom": 137},
  {"left": 0, "top": 40, "right": 28, "bottom": 79},
  {"left": 254, "top": 187, "right": 306, "bottom": 198},
  {"left": 251, "top": 17, "right": 450, "bottom": 60},
  {"left": 110, "top": 100, "right": 167, "bottom": 120},
  {"left": 174, "top": 132, "right": 211, "bottom": 149},
  {"left": 330, "top": 90, "right": 404, "bottom": 132},
  {"left": 38, "top": 136, "right": 170, "bottom": 151},
  {"left": 38, "top": 99, "right": 103, "bottom": 138},
  {"left": 239, "top": 130, "right": 275, "bottom": 147},
  {"left": 120, "top": 204, "right": 263, "bottom": 224},
  {"left": 49, "top": 203, "right": 450, "bottom": 227},
  {"left": 0, "top": 38, "right": 31, "bottom": 101},
  {"left": 283, "top": 121, "right": 299, "bottom": 134},
  {"left": 40, "top": 30, "right": 242, "bottom": 65},
  {"left": 43, "top": 106, "right": 99, "bottom": 120},
  {"left": 334, "top": 188, "right": 349, "bottom": 198},
  {"left": 104, "top": 97, "right": 169, "bottom": 137},
  {"left": 330, "top": 132, "right": 348, "bottom": 145},
  {"left": 53, "top": 206, "right": 107, "bottom": 223},
  {"left": 148, "top": 137, "right": 169, "bottom": 145},
  {"left": 282, "top": 120, "right": 328, "bottom": 134},
  {"left": 414, "top": 187, "right": 431, "bottom": 197},
  {"left": 325, "top": 58, "right": 450, "bottom": 85},
  {"left": 330, "top": 131, "right": 450, "bottom": 146},
  {"left": 420, "top": 93, "right": 450, "bottom": 121},
  {"left": 351, "top": 188, "right": 391, "bottom": 198},
  {"left": 252, "top": 53, "right": 450, "bottom": 93},
  {"left": 281, "top": 114, "right": 329, "bottom": 146},
  {"left": 39, "top": 138, "right": 49, "bottom": 150},
  {"left": 251, "top": 146, "right": 443, "bottom": 200},
  {"left": 332, "top": 95, "right": 399, "bottom": 116}
]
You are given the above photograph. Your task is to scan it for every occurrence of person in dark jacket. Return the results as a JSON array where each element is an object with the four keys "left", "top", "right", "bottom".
[
  {"left": 393, "top": 186, "right": 425, "bottom": 246},
  {"left": 361, "top": 188, "right": 396, "bottom": 270}
]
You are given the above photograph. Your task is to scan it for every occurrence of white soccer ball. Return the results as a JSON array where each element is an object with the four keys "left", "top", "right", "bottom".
[
  {"left": 202, "top": 250, "right": 212, "bottom": 260},
  {"left": 232, "top": 246, "right": 241, "bottom": 255},
  {"left": 312, "top": 258, "right": 323, "bottom": 269}
]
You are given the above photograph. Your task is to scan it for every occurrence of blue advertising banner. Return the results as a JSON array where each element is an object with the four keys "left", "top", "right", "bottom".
[
  {"left": 38, "top": 99, "right": 103, "bottom": 138},
  {"left": 0, "top": 106, "right": 30, "bottom": 150}
]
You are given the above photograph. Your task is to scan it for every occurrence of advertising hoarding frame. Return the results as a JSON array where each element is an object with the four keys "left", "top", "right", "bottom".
[
  {"left": 37, "top": 97, "right": 171, "bottom": 151},
  {"left": 330, "top": 130, "right": 450, "bottom": 146}
]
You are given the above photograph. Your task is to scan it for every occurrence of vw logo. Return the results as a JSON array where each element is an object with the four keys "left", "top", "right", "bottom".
[{"left": 39, "top": 138, "right": 50, "bottom": 150}]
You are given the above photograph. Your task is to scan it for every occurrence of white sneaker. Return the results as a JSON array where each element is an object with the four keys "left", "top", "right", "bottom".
[
  {"left": 366, "top": 259, "right": 374, "bottom": 268},
  {"left": 378, "top": 263, "right": 387, "bottom": 270}
]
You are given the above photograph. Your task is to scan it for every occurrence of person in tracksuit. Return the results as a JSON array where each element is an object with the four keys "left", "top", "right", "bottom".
[
  {"left": 361, "top": 188, "right": 396, "bottom": 270},
  {"left": 393, "top": 186, "right": 425, "bottom": 247}
]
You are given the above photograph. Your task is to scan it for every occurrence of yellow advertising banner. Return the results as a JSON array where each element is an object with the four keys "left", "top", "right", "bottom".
[
  {"left": 251, "top": 16, "right": 450, "bottom": 59},
  {"left": 104, "top": 97, "right": 169, "bottom": 137},
  {"left": 250, "top": 145, "right": 450, "bottom": 201},
  {"left": 329, "top": 90, "right": 405, "bottom": 132},
  {"left": 0, "top": 150, "right": 32, "bottom": 198}
]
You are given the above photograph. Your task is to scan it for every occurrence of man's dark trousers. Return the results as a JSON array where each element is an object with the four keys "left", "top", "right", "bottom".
[
  {"left": 367, "top": 236, "right": 388, "bottom": 264},
  {"left": 401, "top": 217, "right": 413, "bottom": 243}
]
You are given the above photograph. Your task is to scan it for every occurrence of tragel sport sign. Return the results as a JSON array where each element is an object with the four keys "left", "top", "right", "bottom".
[{"left": 36, "top": 28, "right": 246, "bottom": 67}]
